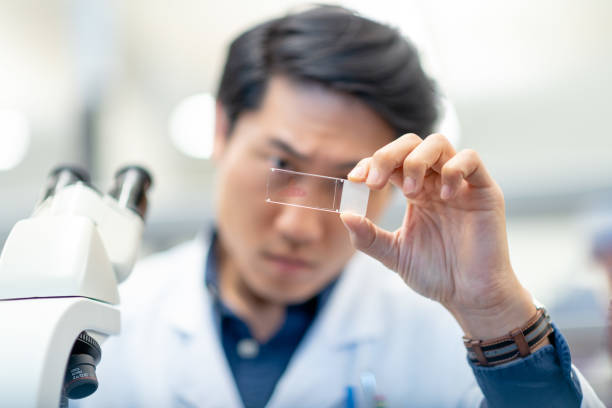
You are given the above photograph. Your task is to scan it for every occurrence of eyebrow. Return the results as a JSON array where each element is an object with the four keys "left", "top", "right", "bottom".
[
  {"left": 268, "top": 138, "right": 309, "bottom": 161},
  {"left": 267, "top": 137, "right": 360, "bottom": 171}
]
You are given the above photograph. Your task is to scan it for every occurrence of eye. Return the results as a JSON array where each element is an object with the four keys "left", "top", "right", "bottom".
[{"left": 269, "top": 156, "right": 291, "bottom": 170}]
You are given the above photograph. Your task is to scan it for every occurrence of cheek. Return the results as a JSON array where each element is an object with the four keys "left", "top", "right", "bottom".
[
  {"left": 217, "top": 150, "right": 275, "bottom": 241},
  {"left": 322, "top": 216, "right": 356, "bottom": 262},
  {"left": 226, "top": 164, "right": 265, "bottom": 205}
]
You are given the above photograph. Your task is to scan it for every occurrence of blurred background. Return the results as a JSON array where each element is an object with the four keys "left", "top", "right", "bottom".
[{"left": 1, "top": 0, "right": 611, "bottom": 402}]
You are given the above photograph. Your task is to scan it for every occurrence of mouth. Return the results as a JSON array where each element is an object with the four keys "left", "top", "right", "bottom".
[{"left": 261, "top": 251, "right": 316, "bottom": 271}]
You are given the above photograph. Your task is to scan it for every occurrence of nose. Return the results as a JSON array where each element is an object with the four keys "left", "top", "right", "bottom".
[{"left": 274, "top": 204, "right": 325, "bottom": 247}]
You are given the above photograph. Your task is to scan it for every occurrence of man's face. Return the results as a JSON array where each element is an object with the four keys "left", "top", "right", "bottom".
[{"left": 214, "top": 76, "right": 395, "bottom": 304}]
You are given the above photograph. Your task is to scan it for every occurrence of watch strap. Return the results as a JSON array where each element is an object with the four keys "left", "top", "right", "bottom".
[{"left": 464, "top": 307, "right": 554, "bottom": 366}]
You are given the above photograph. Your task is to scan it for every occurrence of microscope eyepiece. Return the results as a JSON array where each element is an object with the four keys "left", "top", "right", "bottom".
[
  {"left": 39, "top": 165, "right": 91, "bottom": 205},
  {"left": 108, "top": 165, "right": 153, "bottom": 219},
  {"left": 63, "top": 331, "right": 101, "bottom": 400}
]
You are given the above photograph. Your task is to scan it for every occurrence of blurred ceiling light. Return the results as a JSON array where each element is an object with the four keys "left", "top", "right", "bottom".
[
  {"left": 169, "top": 93, "right": 215, "bottom": 159},
  {"left": 0, "top": 109, "right": 30, "bottom": 171}
]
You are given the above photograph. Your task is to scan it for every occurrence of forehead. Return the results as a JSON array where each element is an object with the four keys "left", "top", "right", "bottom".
[{"left": 244, "top": 76, "right": 395, "bottom": 164}]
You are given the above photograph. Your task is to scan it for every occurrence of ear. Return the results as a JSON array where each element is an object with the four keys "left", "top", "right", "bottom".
[{"left": 213, "top": 101, "right": 229, "bottom": 162}]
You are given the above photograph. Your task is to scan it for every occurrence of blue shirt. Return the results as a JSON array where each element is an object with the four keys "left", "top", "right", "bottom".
[
  {"left": 205, "top": 234, "right": 336, "bottom": 408},
  {"left": 204, "top": 234, "right": 583, "bottom": 407}
]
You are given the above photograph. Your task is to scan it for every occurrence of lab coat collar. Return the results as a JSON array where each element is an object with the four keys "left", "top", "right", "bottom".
[
  {"left": 312, "top": 252, "right": 385, "bottom": 348},
  {"left": 161, "top": 235, "right": 385, "bottom": 348},
  {"left": 158, "top": 236, "right": 244, "bottom": 406},
  {"left": 160, "top": 236, "right": 210, "bottom": 337}
]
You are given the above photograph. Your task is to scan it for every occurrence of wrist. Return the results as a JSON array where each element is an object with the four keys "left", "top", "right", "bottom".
[{"left": 447, "top": 284, "right": 536, "bottom": 340}]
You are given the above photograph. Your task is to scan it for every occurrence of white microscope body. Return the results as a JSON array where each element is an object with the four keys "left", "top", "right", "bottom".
[{"left": 0, "top": 166, "right": 152, "bottom": 407}]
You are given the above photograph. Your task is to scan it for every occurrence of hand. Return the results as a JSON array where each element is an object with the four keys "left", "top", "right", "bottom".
[{"left": 341, "top": 133, "right": 536, "bottom": 339}]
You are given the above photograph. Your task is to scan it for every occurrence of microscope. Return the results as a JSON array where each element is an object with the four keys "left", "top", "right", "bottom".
[{"left": 0, "top": 165, "right": 153, "bottom": 407}]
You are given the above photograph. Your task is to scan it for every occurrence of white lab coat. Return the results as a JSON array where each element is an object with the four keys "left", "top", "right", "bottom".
[{"left": 79, "top": 237, "right": 603, "bottom": 408}]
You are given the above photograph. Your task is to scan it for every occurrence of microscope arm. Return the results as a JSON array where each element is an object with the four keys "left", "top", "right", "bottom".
[{"left": 0, "top": 298, "right": 119, "bottom": 407}]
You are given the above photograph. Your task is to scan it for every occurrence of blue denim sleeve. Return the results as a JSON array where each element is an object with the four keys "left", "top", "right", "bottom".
[{"left": 469, "top": 323, "right": 583, "bottom": 408}]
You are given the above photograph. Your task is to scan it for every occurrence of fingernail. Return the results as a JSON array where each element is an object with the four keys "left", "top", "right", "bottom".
[
  {"left": 440, "top": 184, "right": 451, "bottom": 200},
  {"left": 348, "top": 165, "right": 366, "bottom": 180},
  {"left": 366, "top": 168, "right": 381, "bottom": 185},
  {"left": 403, "top": 177, "right": 416, "bottom": 194}
]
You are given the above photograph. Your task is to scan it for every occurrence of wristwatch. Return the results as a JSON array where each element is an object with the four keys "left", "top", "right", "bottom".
[{"left": 463, "top": 307, "right": 554, "bottom": 367}]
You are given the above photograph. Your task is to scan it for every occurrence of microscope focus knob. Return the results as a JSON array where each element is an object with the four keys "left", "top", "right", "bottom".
[{"left": 63, "top": 332, "right": 102, "bottom": 399}]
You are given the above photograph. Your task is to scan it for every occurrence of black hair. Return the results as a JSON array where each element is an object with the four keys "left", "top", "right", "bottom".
[{"left": 217, "top": 5, "right": 438, "bottom": 138}]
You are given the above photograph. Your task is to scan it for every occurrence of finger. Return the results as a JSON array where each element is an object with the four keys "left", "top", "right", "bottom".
[
  {"left": 440, "top": 148, "right": 494, "bottom": 200},
  {"left": 356, "top": 162, "right": 404, "bottom": 190},
  {"left": 365, "top": 133, "right": 422, "bottom": 190},
  {"left": 347, "top": 157, "right": 371, "bottom": 182},
  {"left": 347, "top": 159, "right": 401, "bottom": 193},
  {"left": 402, "top": 133, "right": 456, "bottom": 196},
  {"left": 340, "top": 212, "right": 398, "bottom": 271},
  {"left": 388, "top": 167, "right": 405, "bottom": 189}
]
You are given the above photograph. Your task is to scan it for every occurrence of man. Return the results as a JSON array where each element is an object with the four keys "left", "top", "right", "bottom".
[{"left": 81, "top": 5, "right": 603, "bottom": 407}]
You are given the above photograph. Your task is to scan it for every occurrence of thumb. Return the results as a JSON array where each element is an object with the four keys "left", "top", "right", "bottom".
[{"left": 340, "top": 212, "right": 398, "bottom": 270}]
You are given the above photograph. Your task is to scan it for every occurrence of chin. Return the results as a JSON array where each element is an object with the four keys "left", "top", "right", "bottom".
[
  {"left": 278, "top": 291, "right": 318, "bottom": 305},
  {"left": 252, "top": 279, "right": 320, "bottom": 306}
]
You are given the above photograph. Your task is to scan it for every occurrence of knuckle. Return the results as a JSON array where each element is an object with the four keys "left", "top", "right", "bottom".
[
  {"left": 461, "top": 148, "right": 480, "bottom": 161},
  {"left": 356, "top": 157, "right": 370, "bottom": 167},
  {"left": 372, "top": 148, "right": 393, "bottom": 167},
  {"left": 442, "top": 166, "right": 463, "bottom": 183},
  {"left": 400, "top": 132, "right": 421, "bottom": 142},
  {"left": 428, "top": 134, "right": 452, "bottom": 152},
  {"left": 403, "top": 156, "right": 425, "bottom": 174},
  {"left": 441, "top": 162, "right": 459, "bottom": 176},
  {"left": 427, "top": 133, "right": 446, "bottom": 143}
]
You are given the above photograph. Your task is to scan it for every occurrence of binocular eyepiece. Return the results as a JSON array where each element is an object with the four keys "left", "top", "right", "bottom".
[
  {"left": 40, "top": 165, "right": 153, "bottom": 219},
  {"left": 40, "top": 166, "right": 91, "bottom": 205},
  {"left": 107, "top": 166, "right": 153, "bottom": 219}
]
